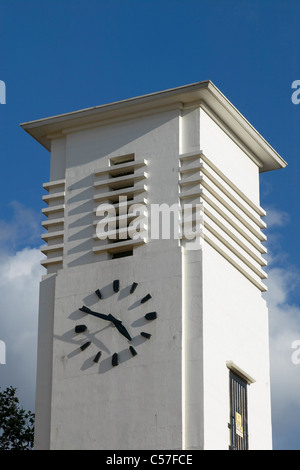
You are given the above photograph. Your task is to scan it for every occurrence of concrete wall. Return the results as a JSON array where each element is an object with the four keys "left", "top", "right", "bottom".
[
  {"left": 34, "top": 274, "right": 56, "bottom": 449},
  {"left": 199, "top": 108, "right": 260, "bottom": 204},
  {"left": 202, "top": 243, "right": 272, "bottom": 449},
  {"left": 50, "top": 251, "right": 182, "bottom": 450},
  {"left": 198, "top": 107, "right": 272, "bottom": 449},
  {"left": 39, "top": 109, "right": 185, "bottom": 449}
]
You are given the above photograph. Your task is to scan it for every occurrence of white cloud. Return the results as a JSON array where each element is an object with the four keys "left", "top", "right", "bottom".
[
  {"left": 0, "top": 202, "right": 44, "bottom": 413},
  {"left": 264, "top": 207, "right": 290, "bottom": 229},
  {"left": 263, "top": 211, "right": 300, "bottom": 449},
  {"left": 0, "top": 246, "right": 43, "bottom": 412}
]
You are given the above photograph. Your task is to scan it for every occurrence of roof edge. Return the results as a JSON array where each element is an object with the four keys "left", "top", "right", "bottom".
[{"left": 20, "top": 80, "right": 287, "bottom": 172}]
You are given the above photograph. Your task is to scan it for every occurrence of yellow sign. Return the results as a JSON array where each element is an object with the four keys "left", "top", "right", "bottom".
[{"left": 235, "top": 412, "right": 243, "bottom": 438}]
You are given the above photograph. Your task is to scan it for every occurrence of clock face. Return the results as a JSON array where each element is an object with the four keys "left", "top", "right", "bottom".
[{"left": 74, "top": 280, "right": 157, "bottom": 368}]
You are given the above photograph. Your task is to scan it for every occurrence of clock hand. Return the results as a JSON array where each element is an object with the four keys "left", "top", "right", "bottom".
[
  {"left": 79, "top": 307, "right": 132, "bottom": 341},
  {"left": 107, "top": 313, "right": 122, "bottom": 324},
  {"left": 79, "top": 306, "right": 111, "bottom": 322},
  {"left": 108, "top": 314, "right": 132, "bottom": 341}
]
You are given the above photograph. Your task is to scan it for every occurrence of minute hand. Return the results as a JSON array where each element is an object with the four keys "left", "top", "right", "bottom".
[
  {"left": 108, "top": 314, "right": 132, "bottom": 341},
  {"left": 79, "top": 306, "right": 111, "bottom": 321}
]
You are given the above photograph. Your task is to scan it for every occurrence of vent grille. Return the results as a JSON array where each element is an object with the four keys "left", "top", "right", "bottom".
[
  {"left": 179, "top": 151, "right": 267, "bottom": 291},
  {"left": 41, "top": 179, "right": 65, "bottom": 270},
  {"left": 93, "top": 155, "right": 147, "bottom": 258}
]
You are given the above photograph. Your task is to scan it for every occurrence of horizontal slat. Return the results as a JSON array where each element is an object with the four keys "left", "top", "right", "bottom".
[
  {"left": 42, "top": 205, "right": 65, "bottom": 216},
  {"left": 94, "top": 182, "right": 147, "bottom": 202},
  {"left": 94, "top": 209, "right": 147, "bottom": 227},
  {"left": 179, "top": 158, "right": 202, "bottom": 174},
  {"left": 41, "top": 243, "right": 64, "bottom": 254},
  {"left": 93, "top": 194, "right": 146, "bottom": 213},
  {"left": 41, "top": 256, "right": 63, "bottom": 267},
  {"left": 43, "top": 179, "right": 66, "bottom": 192},
  {"left": 42, "top": 192, "right": 65, "bottom": 204},
  {"left": 94, "top": 159, "right": 146, "bottom": 177},
  {"left": 179, "top": 174, "right": 203, "bottom": 187},
  {"left": 41, "top": 230, "right": 64, "bottom": 241},
  {"left": 179, "top": 186, "right": 203, "bottom": 200},
  {"left": 94, "top": 170, "right": 146, "bottom": 190},
  {"left": 42, "top": 217, "right": 65, "bottom": 228},
  {"left": 93, "top": 237, "right": 146, "bottom": 254},
  {"left": 93, "top": 223, "right": 147, "bottom": 241}
]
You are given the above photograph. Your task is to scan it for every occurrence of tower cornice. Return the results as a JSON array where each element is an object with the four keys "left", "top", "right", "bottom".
[{"left": 20, "top": 80, "right": 287, "bottom": 172}]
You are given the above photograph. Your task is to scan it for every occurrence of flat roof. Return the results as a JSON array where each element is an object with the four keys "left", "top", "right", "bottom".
[{"left": 20, "top": 80, "right": 287, "bottom": 172}]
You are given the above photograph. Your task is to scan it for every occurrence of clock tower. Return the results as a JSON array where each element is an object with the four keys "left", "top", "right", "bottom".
[{"left": 21, "top": 81, "right": 286, "bottom": 450}]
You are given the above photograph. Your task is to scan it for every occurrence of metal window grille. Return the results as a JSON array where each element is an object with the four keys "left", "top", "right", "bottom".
[{"left": 229, "top": 370, "right": 249, "bottom": 450}]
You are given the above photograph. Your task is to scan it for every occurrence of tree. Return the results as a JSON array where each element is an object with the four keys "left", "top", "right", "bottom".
[{"left": 0, "top": 386, "right": 34, "bottom": 450}]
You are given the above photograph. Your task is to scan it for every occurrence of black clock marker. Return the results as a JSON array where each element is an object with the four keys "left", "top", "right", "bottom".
[
  {"left": 129, "top": 346, "right": 137, "bottom": 357},
  {"left": 112, "top": 353, "right": 119, "bottom": 367},
  {"left": 141, "top": 332, "right": 151, "bottom": 339},
  {"left": 75, "top": 325, "right": 87, "bottom": 334},
  {"left": 145, "top": 312, "right": 157, "bottom": 321},
  {"left": 95, "top": 289, "right": 102, "bottom": 299},
  {"left": 80, "top": 341, "right": 91, "bottom": 351},
  {"left": 141, "top": 293, "right": 152, "bottom": 303},
  {"left": 130, "top": 282, "right": 138, "bottom": 294},
  {"left": 93, "top": 351, "right": 101, "bottom": 363},
  {"left": 113, "top": 280, "right": 120, "bottom": 293}
]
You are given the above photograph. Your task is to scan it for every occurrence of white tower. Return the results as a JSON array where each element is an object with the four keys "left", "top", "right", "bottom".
[{"left": 21, "top": 81, "right": 286, "bottom": 450}]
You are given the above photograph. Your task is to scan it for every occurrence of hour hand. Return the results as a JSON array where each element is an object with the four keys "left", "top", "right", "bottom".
[
  {"left": 79, "top": 306, "right": 111, "bottom": 321},
  {"left": 108, "top": 314, "right": 132, "bottom": 341}
]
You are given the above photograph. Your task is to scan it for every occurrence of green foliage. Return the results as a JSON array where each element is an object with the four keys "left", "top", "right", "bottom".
[{"left": 0, "top": 386, "right": 34, "bottom": 450}]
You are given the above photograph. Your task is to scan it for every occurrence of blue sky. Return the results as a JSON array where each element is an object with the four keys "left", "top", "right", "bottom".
[{"left": 0, "top": 0, "right": 300, "bottom": 450}]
